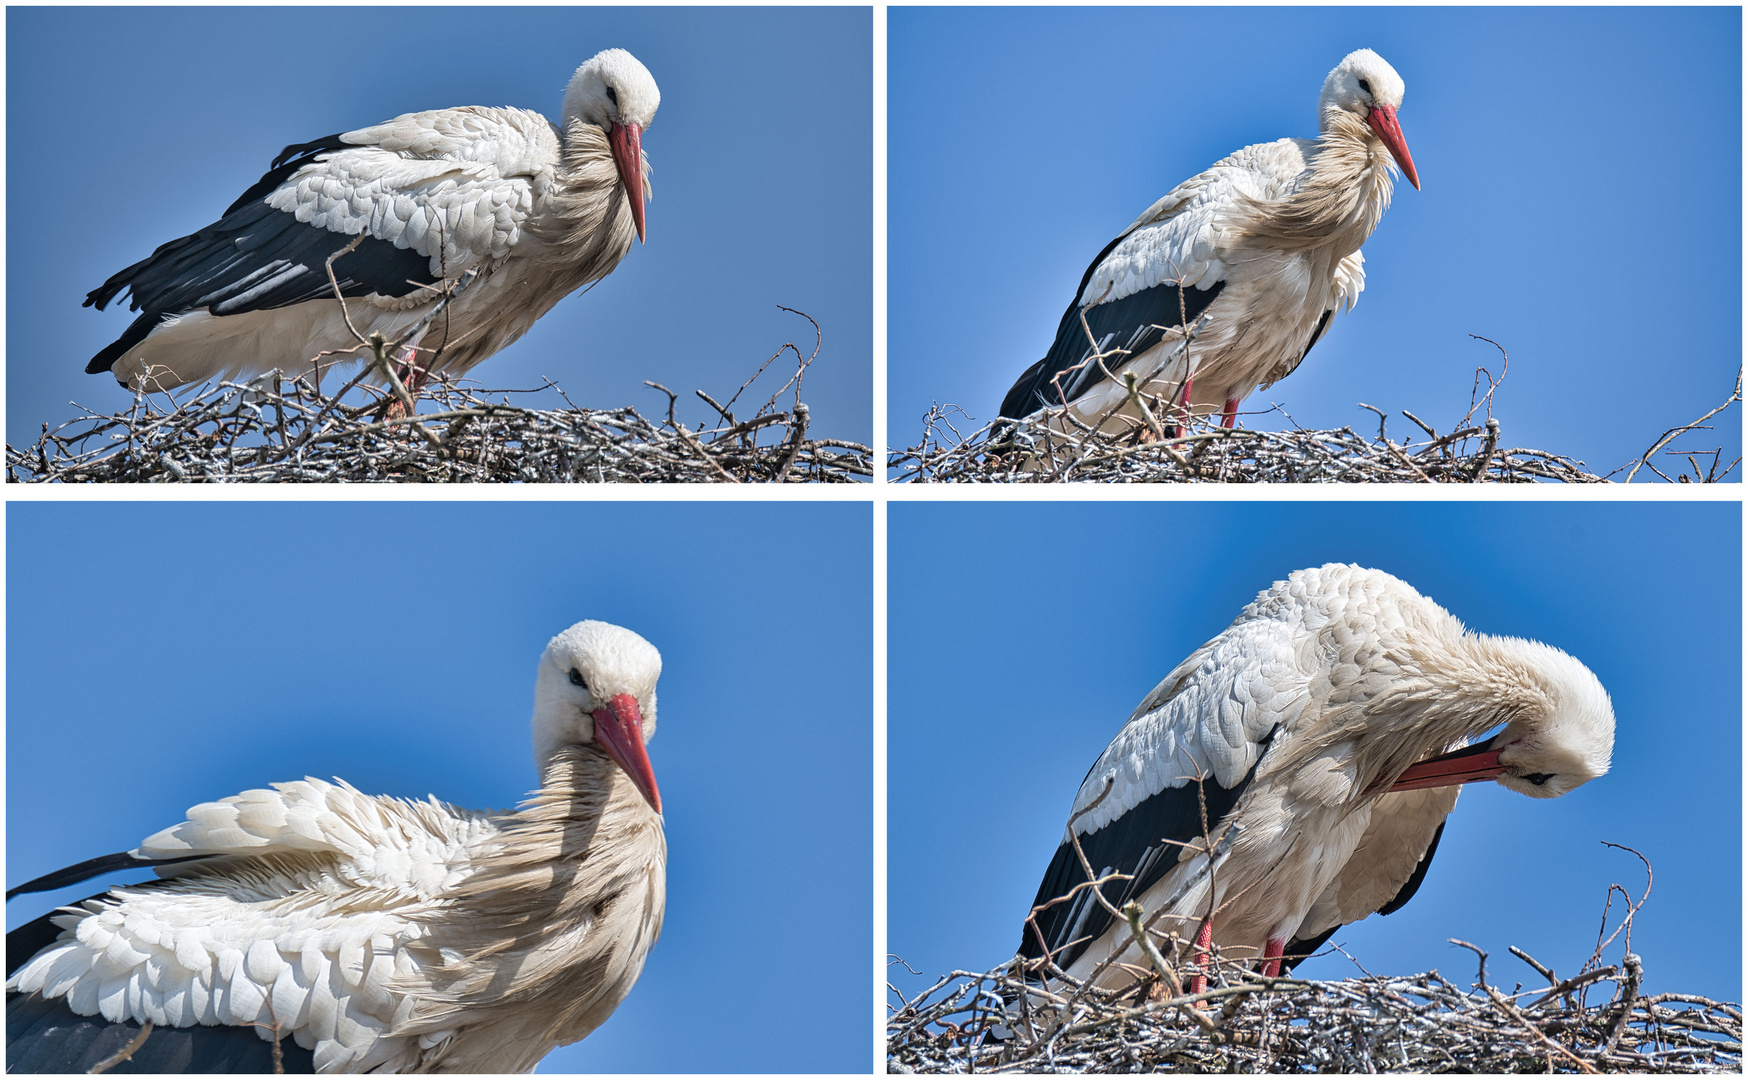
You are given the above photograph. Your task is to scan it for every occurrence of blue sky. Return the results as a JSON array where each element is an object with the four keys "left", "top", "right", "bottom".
[
  {"left": 889, "top": 8, "right": 1742, "bottom": 477},
  {"left": 7, "top": 7, "right": 872, "bottom": 449},
  {"left": 890, "top": 501, "right": 1741, "bottom": 1008},
  {"left": 6, "top": 501, "right": 872, "bottom": 1073}
]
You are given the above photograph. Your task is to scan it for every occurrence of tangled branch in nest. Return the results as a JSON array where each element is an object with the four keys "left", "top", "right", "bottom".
[
  {"left": 888, "top": 956, "right": 1739, "bottom": 1073},
  {"left": 893, "top": 355, "right": 1741, "bottom": 484},
  {"left": 893, "top": 407, "right": 1606, "bottom": 483},
  {"left": 10, "top": 310, "right": 870, "bottom": 483},
  {"left": 890, "top": 848, "right": 1739, "bottom": 1073}
]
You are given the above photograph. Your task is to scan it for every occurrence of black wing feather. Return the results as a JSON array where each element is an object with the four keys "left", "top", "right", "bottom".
[
  {"left": 6, "top": 851, "right": 210, "bottom": 901},
  {"left": 1019, "top": 730, "right": 1274, "bottom": 971},
  {"left": 7, "top": 991, "right": 316, "bottom": 1073},
  {"left": 84, "top": 132, "right": 439, "bottom": 377},
  {"left": 1376, "top": 819, "right": 1446, "bottom": 917},
  {"left": 1300, "top": 308, "right": 1334, "bottom": 365},
  {"left": 1000, "top": 232, "right": 1225, "bottom": 418}
]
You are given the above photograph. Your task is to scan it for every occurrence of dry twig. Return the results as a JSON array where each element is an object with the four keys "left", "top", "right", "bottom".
[
  {"left": 85, "top": 1022, "right": 154, "bottom": 1074},
  {"left": 1615, "top": 366, "right": 1742, "bottom": 483}
]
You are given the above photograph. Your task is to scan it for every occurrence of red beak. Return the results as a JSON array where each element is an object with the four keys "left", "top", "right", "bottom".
[
  {"left": 592, "top": 692, "right": 661, "bottom": 813},
  {"left": 608, "top": 122, "right": 648, "bottom": 243},
  {"left": 1365, "top": 104, "right": 1420, "bottom": 191},
  {"left": 1380, "top": 742, "right": 1505, "bottom": 793}
]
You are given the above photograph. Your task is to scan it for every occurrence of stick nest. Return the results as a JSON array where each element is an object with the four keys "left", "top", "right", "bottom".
[
  {"left": 891, "top": 848, "right": 1737, "bottom": 1073},
  {"left": 11, "top": 310, "right": 870, "bottom": 483},
  {"left": 888, "top": 954, "right": 1739, "bottom": 1073},
  {"left": 891, "top": 361, "right": 1741, "bottom": 484}
]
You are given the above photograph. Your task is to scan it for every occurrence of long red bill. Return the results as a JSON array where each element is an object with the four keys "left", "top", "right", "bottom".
[
  {"left": 592, "top": 692, "right": 662, "bottom": 813},
  {"left": 608, "top": 122, "right": 648, "bottom": 243},
  {"left": 1381, "top": 743, "right": 1505, "bottom": 793},
  {"left": 1366, "top": 104, "right": 1420, "bottom": 191}
]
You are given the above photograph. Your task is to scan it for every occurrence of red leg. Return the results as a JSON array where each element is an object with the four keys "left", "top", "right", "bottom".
[
  {"left": 383, "top": 349, "right": 428, "bottom": 420},
  {"left": 1189, "top": 917, "right": 1214, "bottom": 995},
  {"left": 1259, "top": 936, "right": 1286, "bottom": 979},
  {"left": 1220, "top": 397, "right": 1240, "bottom": 428},
  {"left": 1166, "top": 378, "right": 1195, "bottom": 439}
]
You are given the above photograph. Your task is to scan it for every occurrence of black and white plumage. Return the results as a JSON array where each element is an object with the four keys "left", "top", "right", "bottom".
[
  {"left": 1019, "top": 565, "right": 1614, "bottom": 991},
  {"left": 84, "top": 49, "right": 658, "bottom": 394},
  {"left": 7, "top": 620, "right": 665, "bottom": 1074},
  {"left": 1000, "top": 49, "right": 1419, "bottom": 435}
]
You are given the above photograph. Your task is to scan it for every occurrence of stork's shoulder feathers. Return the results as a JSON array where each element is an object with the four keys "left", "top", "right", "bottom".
[
  {"left": 1072, "top": 564, "right": 1471, "bottom": 834},
  {"left": 135, "top": 776, "right": 501, "bottom": 891},
  {"left": 1071, "top": 612, "right": 1314, "bottom": 835},
  {"left": 1082, "top": 137, "right": 1315, "bottom": 307},
  {"left": 266, "top": 107, "right": 561, "bottom": 277},
  {"left": 341, "top": 106, "right": 559, "bottom": 172}
]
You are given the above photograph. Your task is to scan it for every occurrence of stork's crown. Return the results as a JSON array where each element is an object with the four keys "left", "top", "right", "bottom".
[
  {"left": 532, "top": 619, "right": 662, "bottom": 766},
  {"left": 1488, "top": 638, "right": 1616, "bottom": 799},
  {"left": 564, "top": 48, "right": 661, "bottom": 132},
  {"left": 1319, "top": 48, "right": 1407, "bottom": 120}
]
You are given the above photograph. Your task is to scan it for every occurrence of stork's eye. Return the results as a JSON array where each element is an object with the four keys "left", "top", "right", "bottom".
[
  {"left": 1524, "top": 772, "right": 1553, "bottom": 786},
  {"left": 605, "top": 85, "right": 619, "bottom": 108},
  {"left": 1357, "top": 78, "right": 1373, "bottom": 95},
  {"left": 569, "top": 669, "right": 589, "bottom": 692}
]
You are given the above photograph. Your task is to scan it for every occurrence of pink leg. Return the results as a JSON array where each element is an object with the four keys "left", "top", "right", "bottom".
[
  {"left": 1220, "top": 397, "right": 1240, "bottom": 429},
  {"left": 1189, "top": 918, "right": 1214, "bottom": 995},
  {"left": 1259, "top": 936, "right": 1286, "bottom": 979}
]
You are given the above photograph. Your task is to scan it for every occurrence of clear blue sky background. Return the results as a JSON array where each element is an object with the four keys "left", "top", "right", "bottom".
[
  {"left": 890, "top": 8, "right": 1742, "bottom": 477},
  {"left": 7, "top": 501, "right": 872, "bottom": 1073},
  {"left": 890, "top": 502, "right": 1741, "bottom": 1009},
  {"left": 7, "top": 7, "right": 872, "bottom": 449}
]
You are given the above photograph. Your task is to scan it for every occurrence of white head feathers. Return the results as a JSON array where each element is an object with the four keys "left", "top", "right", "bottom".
[
  {"left": 563, "top": 47, "right": 661, "bottom": 132},
  {"left": 532, "top": 619, "right": 662, "bottom": 771},
  {"left": 1319, "top": 47, "right": 1408, "bottom": 120}
]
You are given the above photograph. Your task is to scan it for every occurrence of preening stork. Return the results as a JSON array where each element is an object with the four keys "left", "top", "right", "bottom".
[
  {"left": 7, "top": 620, "right": 666, "bottom": 1074},
  {"left": 84, "top": 49, "right": 659, "bottom": 398},
  {"left": 999, "top": 49, "right": 1419, "bottom": 436},
  {"left": 1019, "top": 565, "right": 1613, "bottom": 994}
]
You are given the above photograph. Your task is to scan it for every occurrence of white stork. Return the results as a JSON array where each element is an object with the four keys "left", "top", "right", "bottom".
[
  {"left": 6, "top": 620, "right": 666, "bottom": 1074},
  {"left": 84, "top": 49, "right": 659, "bottom": 398},
  {"left": 999, "top": 49, "right": 1418, "bottom": 436},
  {"left": 1019, "top": 564, "right": 1613, "bottom": 994}
]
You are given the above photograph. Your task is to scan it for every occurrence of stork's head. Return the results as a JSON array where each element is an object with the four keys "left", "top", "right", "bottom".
[
  {"left": 1389, "top": 639, "right": 1615, "bottom": 801},
  {"left": 563, "top": 48, "right": 661, "bottom": 242},
  {"left": 1483, "top": 640, "right": 1616, "bottom": 798},
  {"left": 533, "top": 619, "right": 663, "bottom": 813},
  {"left": 1319, "top": 48, "right": 1419, "bottom": 191}
]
